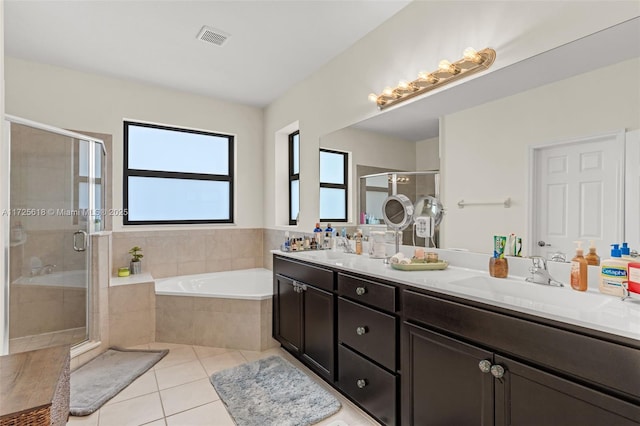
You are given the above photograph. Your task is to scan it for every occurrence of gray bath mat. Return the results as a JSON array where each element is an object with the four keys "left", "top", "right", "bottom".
[
  {"left": 210, "top": 355, "right": 341, "bottom": 426},
  {"left": 70, "top": 347, "right": 168, "bottom": 416}
]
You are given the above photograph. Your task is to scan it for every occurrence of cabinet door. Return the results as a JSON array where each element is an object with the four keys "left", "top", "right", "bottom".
[
  {"left": 302, "top": 284, "right": 335, "bottom": 381},
  {"left": 402, "top": 322, "right": 494, "bottom": 426},
  {"left": 494, "top": 355, "right": 640, "bottom": 426},
  {"left": 274, "top": 274, "right": 301, "bottom": 353}
]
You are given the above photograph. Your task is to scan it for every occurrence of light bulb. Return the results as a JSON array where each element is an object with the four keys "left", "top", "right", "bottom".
[
  {"left": 383, "top": 87, "right": 394, "bottom": 96},
  {"left": 438, "top": 59, "right": 452, "bottom": 71},
  {"left": 418, "top": 71, "right": 429, "bottom": 80},
  {"left": 463, "top": 47, "right": 482, "bottom": 63},
  {"left": 368, "top": 93, "right": 379, "bottom": 103},
  {"left": 398, "top": 80, "right": 410, "bottom": 90}
]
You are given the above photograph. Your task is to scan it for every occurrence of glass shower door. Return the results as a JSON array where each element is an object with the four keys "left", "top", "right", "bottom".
[{"left": 7, "top": 121, "right": 100, "bottom": 354}]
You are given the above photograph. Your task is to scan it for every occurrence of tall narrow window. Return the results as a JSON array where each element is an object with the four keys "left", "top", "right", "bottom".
[
  {"left": 123, "top": 121, "right": 234, "bottom": 224},
  {"left": 289, "top": 131, "right": 300, "bottom": 225},
  {"left": 319, "top": 149, "right": 348, "bottom": 222}
]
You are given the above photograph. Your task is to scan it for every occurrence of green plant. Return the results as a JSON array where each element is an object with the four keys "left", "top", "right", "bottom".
[{"left": 129, "top": 246, "right": 144, "bottom": 262}]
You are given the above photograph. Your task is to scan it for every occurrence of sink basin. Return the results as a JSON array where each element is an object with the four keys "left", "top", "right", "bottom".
[{"left": 449, "top": 275, "right": 614, "bottom": 313}]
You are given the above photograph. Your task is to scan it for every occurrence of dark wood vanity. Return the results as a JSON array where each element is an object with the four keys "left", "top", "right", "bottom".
[{"left": 272, "top": 254, "right": 640, "bottom": 425}]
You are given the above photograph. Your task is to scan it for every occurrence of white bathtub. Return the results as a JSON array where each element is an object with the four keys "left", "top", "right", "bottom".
[
  {"left": 12, "top": 270, "right": 87, "bottom": 288},
  {"left": 155, "top": 268, "right": 273, "bottom": 300}
]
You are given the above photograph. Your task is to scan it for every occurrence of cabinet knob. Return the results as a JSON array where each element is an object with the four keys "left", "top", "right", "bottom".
[
  {"left": 490, "top": 364, "right": 505, "bottom": 379},
  {"left": 355, "top": 286, "right": 366, "bottom": 296},
  {"left": 356, "top": 379, "right": 367, "bottom": 389},
  {"left": 478, "top": 360, "right": 492, "bottom": 373},
  {"left": 356, "top": 326, "right": 368, "bottom": 336}
]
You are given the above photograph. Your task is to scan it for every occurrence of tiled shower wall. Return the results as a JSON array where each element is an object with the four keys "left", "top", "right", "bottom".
[{"left": 112, "top": 228, "right": 265, "bottom": 278}]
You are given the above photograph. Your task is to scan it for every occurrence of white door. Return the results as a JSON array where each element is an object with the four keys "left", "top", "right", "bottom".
[
  {"left": 532, "top": 131, "right": 624, "bottom": 260},
  {"left": 625, "top": 129, "right": 640, "bottom": 250}
]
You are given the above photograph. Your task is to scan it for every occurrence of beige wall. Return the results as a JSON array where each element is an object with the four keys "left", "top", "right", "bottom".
[
  {"left": 263, "top": 1, "right": 639, "bottom": 234},
  {"left": 416, "top": 137, "right": 439, "bottom": 171},
  {"left": 441, "top": 58, "right": 640, "bottom": 254},
  {"left": 5, "top": 56, "right": 264, "bottom": 231},
  {"left": 0, "top": 1, "right": 7, "bottom": 354}
]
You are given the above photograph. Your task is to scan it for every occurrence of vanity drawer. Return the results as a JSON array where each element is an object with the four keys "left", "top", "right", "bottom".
[
  {"left": 338, "top": 273, "right": 396, "bottom": 313},
  {"left": 338, "top": 344, "right": 397, "bottom": 426},
  {"left": 338, "top": 297, "right": 396, "bottom": 371},
  {"left": 274, "top": 256, "right": 334, "bottom": 292}
]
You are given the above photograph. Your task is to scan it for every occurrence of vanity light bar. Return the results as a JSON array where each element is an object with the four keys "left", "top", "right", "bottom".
[{"left": 368, "top": 47, "right": 496, "bottom": 110}]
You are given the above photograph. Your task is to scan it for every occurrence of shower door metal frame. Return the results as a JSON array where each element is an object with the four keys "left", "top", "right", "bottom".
[{"left": 2, "top": 114, "right": 106, "bottom": 354}]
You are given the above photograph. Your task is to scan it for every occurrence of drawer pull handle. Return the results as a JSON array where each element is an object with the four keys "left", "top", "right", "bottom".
[
  {"left": 356, "top": 379, "right": 367, "bottom": 389},
  {"left": 356, "top": 326, "right": 368, "bottom": 336},
  {"left": 355, "top": 287, "right": 366, "bottom": 296},
  {"left": 490, "top": 364, "right": 505, "bottom": 379},
  {"left": 478, "top": 360, "right": 491, "bottom": 373}
]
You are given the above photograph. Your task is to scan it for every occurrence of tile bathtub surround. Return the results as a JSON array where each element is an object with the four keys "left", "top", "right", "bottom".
[
  {"left": 67, "top": 343, "right": 378, "bottom": 426},
  {"left": 111, "top": 229, "right": 264, "bottom": 278},
  {"left": 155, "top": 296, "right": 279, "bottom": 351},
  {"left": 108, "top": 281, "right": 156, "bottom": 348}
]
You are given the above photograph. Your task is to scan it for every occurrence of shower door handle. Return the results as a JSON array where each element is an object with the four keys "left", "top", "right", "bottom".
[{"left": 73, "top": 230, "right": 88, "bottom": 252}]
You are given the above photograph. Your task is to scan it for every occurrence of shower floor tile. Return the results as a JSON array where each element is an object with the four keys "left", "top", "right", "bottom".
[{"left": 67, "top": 343, "right": 379, "bottom": 426}]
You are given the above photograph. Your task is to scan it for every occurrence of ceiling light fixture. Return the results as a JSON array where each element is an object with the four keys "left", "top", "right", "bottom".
[{"left": 368, "top": 47, "right": 496, "bottom": 110}]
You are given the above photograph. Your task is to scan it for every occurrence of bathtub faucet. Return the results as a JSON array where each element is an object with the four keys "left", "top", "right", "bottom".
[{"left": 31, "top": 264, "right": 56, "bottom": 276}]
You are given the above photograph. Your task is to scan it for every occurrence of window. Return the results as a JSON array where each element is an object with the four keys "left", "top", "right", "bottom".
[
  {"left": 289, "top": 131, "right": 300, "bottom": 225},
  {"left": 319, "top": 149, "right": 348, "bottom": 222},
  {"left": 123, "top": 121, "right": 234, "bottom": 224}
]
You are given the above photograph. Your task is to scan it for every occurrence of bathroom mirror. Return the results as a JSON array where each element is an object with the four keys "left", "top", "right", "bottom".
[{"left": 413, "top": 196, "right": 444, "bottom": 228}]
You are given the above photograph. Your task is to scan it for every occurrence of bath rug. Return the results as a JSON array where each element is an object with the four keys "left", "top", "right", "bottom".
[
  {"left": 69, "top": 347, "right": 168, "bottom": 416},
  {"left": 210, "top": 355, "right": 341, "bottom": 426}
]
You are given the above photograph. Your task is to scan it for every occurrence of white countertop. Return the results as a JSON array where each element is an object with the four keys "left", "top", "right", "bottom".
[{"left": 273, "top": 248, "right": 640, "bottom": 343}]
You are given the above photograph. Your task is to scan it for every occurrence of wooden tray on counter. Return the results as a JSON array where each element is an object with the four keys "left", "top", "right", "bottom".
[{"left": 391, "top": 261, "right": 448, "bottom": 271}]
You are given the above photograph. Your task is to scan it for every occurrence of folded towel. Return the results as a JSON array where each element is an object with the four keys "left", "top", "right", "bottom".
[
  {"left": 399, "top": 258, "right": 411, "bottom": 265},
  {"left": 390, "top": 253, "right": 405, "bottom": 264}
]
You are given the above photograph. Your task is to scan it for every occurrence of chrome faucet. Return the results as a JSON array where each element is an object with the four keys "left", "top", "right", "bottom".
[
  {"left": 31, "top": 264, "right": 56, "bottom": 276},
  {"left": 336, "top": 237, "right": 356, "bottom": 254},
  {"left": 525, "top": 256, "right": 563, "bottom": 287}
]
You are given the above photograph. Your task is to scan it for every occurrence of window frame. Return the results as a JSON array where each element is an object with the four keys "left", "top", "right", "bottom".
[
  {"left": 319, "top": 148, "right": 348, "bottom": 222},
  {"left": 289, "top": 131, "right": 300, "bottom": 225},
  {"left": 123, "top": 120, "right": 234, "bottom": 225}
]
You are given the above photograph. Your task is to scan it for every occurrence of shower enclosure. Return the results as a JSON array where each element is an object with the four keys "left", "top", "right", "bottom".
[{"left": 3, "top": 115, "right": 105, "bottom": 354}]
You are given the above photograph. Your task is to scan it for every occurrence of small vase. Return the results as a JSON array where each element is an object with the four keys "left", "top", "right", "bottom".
[{"left": 130, "top": 260, "right": 142, "bottom": 274}]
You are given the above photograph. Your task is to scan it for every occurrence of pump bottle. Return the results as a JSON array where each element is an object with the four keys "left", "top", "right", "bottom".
[
  {"left": 570, "top": 241, "right": 588, "bottom": 292},
  {"left": 584, "top": 240, "right": 600, "bottom": 266},
  {"left": 599, "top": 244, "right": 628, "bottom": 297}
]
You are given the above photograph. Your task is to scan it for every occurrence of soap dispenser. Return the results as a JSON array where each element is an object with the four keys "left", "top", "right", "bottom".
[
  {"left": 599, "top": 244, "right": 628, "bottom": 297},
  {"left": 570, "top": 241, "right": 588, "bottom": 292},
  {"left": 585, "top": 240, "right": 600, "bottom": 266}
]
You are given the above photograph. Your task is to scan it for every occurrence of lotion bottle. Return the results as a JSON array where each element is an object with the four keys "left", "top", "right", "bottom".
[
  {"left": 585, "top": 240, "right": 600, "bottom": 266},
  {"left": 570, "top": 241, "right": 588, "bottom": 292},
  {"left": 355, "top": 231, "right": 363, "bottom": 255},
  {"left": 599, "top": 244, "right": 628, "bottom": 297}
]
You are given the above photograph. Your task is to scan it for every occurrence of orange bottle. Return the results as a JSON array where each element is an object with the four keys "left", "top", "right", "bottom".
[
  {"left": 585, "top": 240, "right": 600, "bottom": 266},
  {"left": 570, "top": 241, "right": 588, "bottom": 291}
]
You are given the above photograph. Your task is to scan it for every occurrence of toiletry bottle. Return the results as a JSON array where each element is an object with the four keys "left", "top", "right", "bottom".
[
  {"left": 355, "top": 231, "right": 363, "bottom": 255},
  {"left": 621, "top": 242, "right": 634, "bottom": 260},
  {"left": 570, "top": 241, "right": 588, "bottom": 292},
  {"left": 325, "top": 223, "right": 333, "bottom": 233},
  {"left": 585, "top": 240, "right": 600, "bottom": 266},
  {"left": 599, "top": 244, "right": 628, "bottom": 297},
  {"left": 313, "top": 223, "right": 323, "bottom": 247}
]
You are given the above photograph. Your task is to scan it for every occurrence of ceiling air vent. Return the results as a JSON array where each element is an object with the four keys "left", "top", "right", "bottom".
[{"left": 197, "top": 26, "right": 230, "bottom": 46}]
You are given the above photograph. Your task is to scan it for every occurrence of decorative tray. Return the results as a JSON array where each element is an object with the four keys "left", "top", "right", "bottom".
[{"left": 390, "top": 261, "right": 448, "bottom": 271}]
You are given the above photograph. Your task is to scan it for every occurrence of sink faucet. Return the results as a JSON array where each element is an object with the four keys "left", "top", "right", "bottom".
[
  {"left": 525, "top": 256, "right": 563, "bottom": 287},
  {"left": 336, "top": 237, "right": 356, "bottom": 254},
  {"left": 31, "top": 264, "right": 56, "bottom": 276}
]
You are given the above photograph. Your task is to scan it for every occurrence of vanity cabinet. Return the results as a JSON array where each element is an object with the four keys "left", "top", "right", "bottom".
[
  {"left": 337, "top": 273, "right": 399, "bottom": 425},
  {"left": 402, "top": 289, "right": 640, "bottom": 426},
  {"left": 273, "top": 257, "right": 335, "bottom": 381}
]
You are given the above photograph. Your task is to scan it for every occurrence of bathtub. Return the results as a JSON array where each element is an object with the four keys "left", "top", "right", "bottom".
[
  {"left": 155, "top": 268, "right": 272, "bottom": 300},
  {"left": 154, "top": 268, "right": 278, "bottom": 351},
  {"left": 12, "top": 270, "right": 87, "bottom": 288}
]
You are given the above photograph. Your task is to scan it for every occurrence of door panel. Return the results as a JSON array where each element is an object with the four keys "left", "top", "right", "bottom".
[
  {"left": 625, "top": 129, "right": 640, "bottom": 249},
  {"left": 495, "top": 355, "right": 640, "bottom": 426},
  {"left": 534, "top": 131, "right": 624, "bottom": 258},
  {"left": 274, "top": 275, "right": 301, "bottom": 353},
  {"left": 302, "top": 284, "right": 334, "bottom": 380}
]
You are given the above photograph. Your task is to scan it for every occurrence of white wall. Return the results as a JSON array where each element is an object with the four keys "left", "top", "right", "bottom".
[
  {"left": 441, "top": 57, "right": 640, "bottom": 253},
  {"left": 416, "top": 137, "right": 439, "bottom": 171},
  {"left": 263, "top": 1, "right": 639, "bottom": 233},
  {"left": 4, "top": 57, "right": 265, "bottom": 231}
]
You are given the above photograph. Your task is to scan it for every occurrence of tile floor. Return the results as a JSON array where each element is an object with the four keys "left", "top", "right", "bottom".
[{"left": 67, "top": 342, "right": 379, "bottom": 426}]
